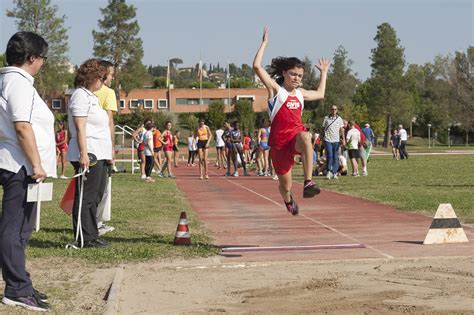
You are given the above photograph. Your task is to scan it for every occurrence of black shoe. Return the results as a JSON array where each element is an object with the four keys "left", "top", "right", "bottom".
[
  {"left": 303, "top": 180, "right": 321, "bottom": 198},
  {"left": 33, "top": 288, "right": 48, "bottom": 302},
  {"left": 285, "top": 196, "right": 299, "bottom": 216},
  {"left": 83, "top": 238, "right": 108, "bottom": 248},
  {"left": 2, "top": 295, "right": 50, "bottom": 312}
]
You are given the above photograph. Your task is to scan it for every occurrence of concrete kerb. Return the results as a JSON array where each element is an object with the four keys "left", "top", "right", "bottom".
[{"left": 105, "top": 265, "right": 125, "bottom": 315}]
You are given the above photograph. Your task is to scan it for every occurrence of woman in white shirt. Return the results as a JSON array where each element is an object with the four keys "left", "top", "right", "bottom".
[
  {"left": 67, "top": 59, "right": 111, "bottom": 248},
  {"left": 0, "top": 32, "right": 54, "bottom": 312}
]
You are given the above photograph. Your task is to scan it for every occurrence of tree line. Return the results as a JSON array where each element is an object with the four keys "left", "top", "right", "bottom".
[{"left": 3, "top": 0, "right": 472, "bottom": 145}]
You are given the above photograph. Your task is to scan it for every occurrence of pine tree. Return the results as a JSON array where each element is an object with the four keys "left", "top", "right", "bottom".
[
  {"left": 367, "top": 23, "right": 413, "bottom": 147},
  {"left": 7, "top": 0, "right": 70, "bottom": 97},
  {"left": 92, "top": 0, "right": 149, "bottom": 107}
]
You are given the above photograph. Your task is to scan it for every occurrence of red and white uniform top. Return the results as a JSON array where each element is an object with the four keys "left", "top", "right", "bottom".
[{"left": 268, "top": 87, "right": 306, "bottom": 150}]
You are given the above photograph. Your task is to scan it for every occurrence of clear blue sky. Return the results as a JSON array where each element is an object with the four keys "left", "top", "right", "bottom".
[{"left": 1, "top": 0, "right": 472, "bottom": 80}]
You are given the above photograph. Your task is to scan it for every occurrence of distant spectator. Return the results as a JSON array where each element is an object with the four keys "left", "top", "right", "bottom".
[
  {"left": 143, "top": 122, "right": 155, "bottom": 183},
  {"left": 362, "top": 123, "right": 375, "bottom": 160},
  {"left": 56, "top": 121, "right": 68, "bottom": 179},
  {"left": 346, "top": 120, "right": 361, "bottom": 176},
  {"left": 338, "top": 153, "right": 348, "bottom": 176},
  {"left": 312, "top": 128, "right": 321, "bottom": 164},
  {"left": 322, "top": 105, "right": 345, "bottom": 180},
  {"left": 187, "top": 131, "right": 197, "bottom": 167},
  {"left": 215, "top": 125, "right": 225, "bottom": 169},
  {"left": 398, "top": 124, "right": 409, "bottom": 159},
  {"left": 173, "top": 130, "right": 181, "bottom": 167},
  {"left": 390, "top": 129, "right": 400, "bottom": 160}
]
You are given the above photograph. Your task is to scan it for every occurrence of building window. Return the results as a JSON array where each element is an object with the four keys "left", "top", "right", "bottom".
[
  {"left": 129, "top": 99, "right": 140, "bottom": 108},
  {"left": 51, "top": 99, "right": 62, "bottom": 109},
  {"left": 176, "top": 98, "right": 200, "bottom": 105},
  {"left": 119, "top": 99, "right": 125, "bottom": 109},
  {"left": 144, "top": 99, "right": 153, "bottom": 109},
  {"left": 236, "top": 95, "right": 256, "bottom": 101},
  {"left": 158, "top": 99, "right": 168, "bottom": 109}
]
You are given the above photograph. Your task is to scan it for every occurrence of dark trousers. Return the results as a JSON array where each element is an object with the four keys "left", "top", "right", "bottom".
[
  {"left": 0, "top": 167, "right": 36, "bottom": 298},
  {"left": 145, "top": 155, "right": 154, "bottom": 177},
  {"left": 188, "top": 150, "right": 196, "bottom": 164},
  {"left": 399, "top": 141, "right": 409, "bottom": 159},
  {"left": 72, "top": 161, "right": 108, "bottom": 242}
]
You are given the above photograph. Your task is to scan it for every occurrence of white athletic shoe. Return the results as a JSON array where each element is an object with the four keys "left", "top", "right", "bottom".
[
  {"left": 233, "top": 171, "right": 239, "bottom": 177},
  {"left": 98, "top": 224, "right": 115, "bottom": 236},
  {"left": 326, "top": 171, "right": 333, "bottom": 180},
  {"left": 362, "top": 170, "right": 368, "bottom": 176}
]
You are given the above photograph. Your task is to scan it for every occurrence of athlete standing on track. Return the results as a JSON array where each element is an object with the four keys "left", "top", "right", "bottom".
[
  {"left": 196, "top": 119, "right": 212, "bottom": 180},
  {"left": 222, "top": 121, "right": 234, "bottom": 176},
  {"left": 253, "top": 27, "right": 330, "bottom": 215},
  {"left": 159, "top": 121, "right": 175, "bottom": 178}
]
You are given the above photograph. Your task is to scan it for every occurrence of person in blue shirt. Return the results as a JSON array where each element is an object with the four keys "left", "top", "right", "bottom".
[{"left": 362, "top": 123, "right": 375, "bottom": 160}]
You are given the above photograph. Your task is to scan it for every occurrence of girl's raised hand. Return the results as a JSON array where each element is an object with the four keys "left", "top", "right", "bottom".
[
  {"left": 315, "top": 58, "right": 331, "bottom": 73},
  {"left": 262, "top": 27, "right": 269, "bottom": 46}
]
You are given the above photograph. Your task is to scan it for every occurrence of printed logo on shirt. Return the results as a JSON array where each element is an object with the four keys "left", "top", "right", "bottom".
[{"left": 286, "top": 100, "right": 301, "bottom": 110}]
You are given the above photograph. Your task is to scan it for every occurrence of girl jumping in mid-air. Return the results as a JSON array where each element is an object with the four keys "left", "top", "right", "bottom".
[{"left": 253, "top": 27, "right": 330, "bottom": 215}]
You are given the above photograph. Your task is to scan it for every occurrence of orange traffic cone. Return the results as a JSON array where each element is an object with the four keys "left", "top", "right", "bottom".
[{"left": 174, "top": 212, "right": 192, "bottom": 245}]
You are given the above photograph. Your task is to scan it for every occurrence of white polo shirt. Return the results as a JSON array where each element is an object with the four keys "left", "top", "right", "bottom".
[
  {"left": 67, "top": 87, "right": 112, "bottom": 161},
  {"left": 399, "top": 128, "right": 408, "bottom": 141},
  {"left": 0, "top": 67, "right": 57, "bottom": 177}
]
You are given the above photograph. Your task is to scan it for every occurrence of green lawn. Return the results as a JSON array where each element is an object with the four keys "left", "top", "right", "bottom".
[
  {"left": 294, "top": 154, "right": 474, "bottom": 224},
  {"left": 21, "top": 172, "right": 219, "bottom": 264}
]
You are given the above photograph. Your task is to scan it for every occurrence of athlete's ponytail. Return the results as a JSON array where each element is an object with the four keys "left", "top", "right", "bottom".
[{"left": 268, "top": 57, "right": 305, "bottom": 85}]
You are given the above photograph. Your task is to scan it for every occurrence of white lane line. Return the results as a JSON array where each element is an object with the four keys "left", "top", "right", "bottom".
[
  {"left": 222, "top": 243, "right": 365, "bottom": 253},
  {"left": 212, "top": 172, "right": 393, "bottom": 259}
]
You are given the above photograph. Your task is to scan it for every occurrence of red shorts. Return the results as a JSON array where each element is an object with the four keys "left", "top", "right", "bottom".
[
  {"left": 270, "top": 136, "right": 301, "bottom": 175},
  {"left": 57, "top": 144, "right": 68, "bottom": 152}
]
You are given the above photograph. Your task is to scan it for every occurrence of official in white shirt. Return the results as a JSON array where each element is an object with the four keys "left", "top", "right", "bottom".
[
  {"left": 67, "top": 59, "right": 111, "bottom": 248},
  {"left": 398, "top": 124, "right": 409, "bottom": 159},
  {"left": 0, "top": 32, "right": 55, "bottom": 312}
]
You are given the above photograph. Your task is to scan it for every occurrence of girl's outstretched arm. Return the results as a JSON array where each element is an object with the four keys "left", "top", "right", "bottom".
[
  {"left": 252, "top": 27, "right": 279, "bottom": 98},
  {"left": 301, "top": 58, "right": 331, "bottom": 101}
]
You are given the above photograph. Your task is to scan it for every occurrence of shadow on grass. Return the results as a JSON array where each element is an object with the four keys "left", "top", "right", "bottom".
[{"left": 39, "top": 227, "right": 71, "bottom": 234}]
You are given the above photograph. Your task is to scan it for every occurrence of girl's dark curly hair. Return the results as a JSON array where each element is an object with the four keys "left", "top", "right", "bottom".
[
  {"left": 74, "top": 58, "right": 107, "bottom": 89},
  {"left": 268, "top": 57, "right": 305, "bottom": 85}
]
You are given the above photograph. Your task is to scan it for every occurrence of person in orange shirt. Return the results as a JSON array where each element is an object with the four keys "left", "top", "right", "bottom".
[
  {"left": 195, "top": 119, "right": 212, "bottom": 179},
  {"left": 153, "top": 126, "right": 163, "bottom": 176}
]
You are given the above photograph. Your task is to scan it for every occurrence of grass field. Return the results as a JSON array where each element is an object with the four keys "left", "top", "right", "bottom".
[
  {"left": 293, "top": 154, "right": 474, "bottom": 224},
  {"left": 22, "top": 172, "right": 219, "bottom": 264}
]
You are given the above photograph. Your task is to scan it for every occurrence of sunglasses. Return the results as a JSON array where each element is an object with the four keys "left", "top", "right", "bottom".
[{"left": 39, "top": 55, "right": 48, "bottom": 61}]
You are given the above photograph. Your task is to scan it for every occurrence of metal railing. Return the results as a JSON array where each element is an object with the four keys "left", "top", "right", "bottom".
[{"left": 114, "top": 125, "right": 140, "bottom": 174}]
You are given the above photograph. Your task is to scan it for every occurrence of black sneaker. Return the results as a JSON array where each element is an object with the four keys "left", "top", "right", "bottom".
[
  {"left": 33, "top": 288, "right": 48, "bottom": 302},
  {"left": 83, "top": 238, "right": 108, "bottom": 248},
  {"left": 285, "top": 196, "right": 299, "bottom": 216},
  {"left": 2, "top": 295, "right": 50, "bottom": 312},
  {"left": 303, "top": 180, "right": 321, "bottom": 198}
]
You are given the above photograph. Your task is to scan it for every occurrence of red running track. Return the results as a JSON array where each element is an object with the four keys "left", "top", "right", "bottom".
[{"left": 174, "top": 165, "right": 474, "bottom": 262}]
